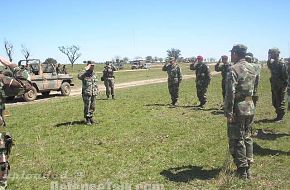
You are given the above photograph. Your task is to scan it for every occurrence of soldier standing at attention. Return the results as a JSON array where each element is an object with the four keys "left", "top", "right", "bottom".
[
  {"left": 224, "top": 44, "right": 257, "bottom": 179},
  {"left": 102, "top": 62, "right": 116, "bottom": 99},
  {"left": 162, "top": 57, "right": 182, "bottom": 106},
  {"left": 267, "top": 48, "right": 288, "bottom": 122},
  {"left": 215, "top": 55, "right": 231, "bottom": 103},
  {"left": 190, "top": 55, "right": 211, "bottom": 108},
  {"left": 78, "top": 61, "right": 98, "bottom": 125}
]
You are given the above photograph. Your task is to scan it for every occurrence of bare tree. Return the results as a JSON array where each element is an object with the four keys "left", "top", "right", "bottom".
[
  {"left": 58, "top": 45, "right": 81, "bottom": 68},
  {"left": 4, "top": 40, "right": 14, "bottom": 62},
  {"left": 21, "top": 44, "right": 31, "bottom": 61}
]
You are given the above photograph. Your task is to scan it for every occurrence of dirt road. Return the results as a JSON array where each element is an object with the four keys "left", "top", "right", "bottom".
[{"left": 7, "top": 71, "right": 219, "bottom": 107}]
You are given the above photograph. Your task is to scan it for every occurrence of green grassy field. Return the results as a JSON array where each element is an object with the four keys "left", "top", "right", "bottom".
[
  {"left": 66, "top": 63, "right": 214, "bottom": 88},
  {"left": 5, "top": 69, "right": 290, "bottom": 190}
]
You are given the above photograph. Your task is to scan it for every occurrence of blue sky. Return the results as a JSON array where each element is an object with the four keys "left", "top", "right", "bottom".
[{"left": 1, "top": 0, "right": 290, "bottom": 63}]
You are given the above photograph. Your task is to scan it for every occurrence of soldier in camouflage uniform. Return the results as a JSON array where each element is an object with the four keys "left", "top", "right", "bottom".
[
  {"left": 224, "top": 44, "right": 257, "bottom": 179},
  {"left": 287, "top": 58, "right": 290, "bottom": 110},
  {"left": 215, "top": 55, "right": 231, "bottom": 102},
  {"left": 245, "top": 53, "right": 261, "bottom": 107},
  {"left": 78, "top": 61, "right": 98, "bottom": 125},
  {"left": 102, "top": 62, "right": 116, "bottom": 99},
  {"left": 162, "top": 57, "right": 182, "bottom": 106},
  {"left": 0, "top": 57, "right": 15, "bottom": 189},
  {"left": 267, "top": 48, "right": 288, "bottom": 122},
  {"left": 190, "top": 55, "right": 211, "bottom": 107}
]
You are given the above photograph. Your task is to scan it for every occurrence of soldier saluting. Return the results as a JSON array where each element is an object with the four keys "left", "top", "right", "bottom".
[
  {"left": 78, "top": 61, "right": 98, "bottom": 125},
  {"left": 190, "top": 55, "right": 211, "bottom": 108},
  {"left": 102, "top": 62, "right": 116, "bottom": 100},
  {"left": 162, "top": 57, "right": 182, "bottom": 106},
  {"left": 267, "top": 48, "right": 288, "bottom": 122},
  {"left": 215, "top": 55, "right": 231, "bottom": 104}
]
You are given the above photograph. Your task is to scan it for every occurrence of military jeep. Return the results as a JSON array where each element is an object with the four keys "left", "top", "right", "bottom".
[{"left": 17, "top": 59, "right": 74, "bottom": 101}]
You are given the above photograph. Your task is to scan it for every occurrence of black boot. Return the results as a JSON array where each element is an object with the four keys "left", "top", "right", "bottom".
[
  {"left": 246, "top": 166, "right": 252, "bottom": 180},
  {"left": 89, "top": 117, "right": 96, "bottom": 124},
  {"left": 274, "top": 114, "right": 284, "bottom": 123},
  {"left": 236, "top": 167, "right": 247, "bottom": 179},
  {"left": 85, "top": 118, "right": 92, "bottom": 125},
  {"left": 112, "top": 95, "right": 115, "bottom": 100}
]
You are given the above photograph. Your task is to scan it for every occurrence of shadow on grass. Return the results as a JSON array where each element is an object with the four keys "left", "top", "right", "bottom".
[
  {"left": 160, "top": 165, "right": 221, "bottom": 182},
  {"left": 145, "top": 103, "right": 170, "bottom": 107},
  {"left": 254, "top": 118, "right": 276, "bottom": 124},
  {"left": 253, "top": 142, "right": 290, "bottom": 156},
  {"left": 211, "top": 110, "right": 224, "bottom": 115},
  {"left": 252, "top": 129, "right": 290, "bottom": 140},
  {"left": 54, "top": 120, "right": 85, "bottom": 127}
]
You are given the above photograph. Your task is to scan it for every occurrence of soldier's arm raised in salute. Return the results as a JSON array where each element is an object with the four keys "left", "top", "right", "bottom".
[
  {"left": 162, "top": 63, "right": 168, "bottom": 71},
  {"left": 214, "top": 58, "right": 222, "bottom": 72}
]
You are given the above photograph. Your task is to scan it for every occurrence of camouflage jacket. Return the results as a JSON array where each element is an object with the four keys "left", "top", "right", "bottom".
[
  {"left": 103, "top": 65, "right": 116, "bottom": 79},
  {"left": 190, "top": 62, "right": 211, "bottom": 84},
  {"left": 267, "top": 59, "right": 288, "bottom": 88},
  {"left": 214, "top": 62, "right": 231, "bottom": 81},
  {"left": 251, "top": 61, "right": 262, "bottom": 95},
  {"left": 78, "top": 70, "right": 98, "bottom": 96},
  {"left": 162, "top": 64, "right": 182, "bottom": 83},
  {"left": 224, "top": 59, "right": 256, "bottom": 117}
]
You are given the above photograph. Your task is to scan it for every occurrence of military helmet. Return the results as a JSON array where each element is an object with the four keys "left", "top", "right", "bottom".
[
  {"left": 169, "top": 57, "right": 175, "bottom": 61},
  {"left": 221, "top": 55, "right": 228, "bottom": 59},
  {"left": 230, "top": 44, "right": 247, "bottom": 54},
  {"left": 268, "top": 48, "right": 280, "bottom": 55}
]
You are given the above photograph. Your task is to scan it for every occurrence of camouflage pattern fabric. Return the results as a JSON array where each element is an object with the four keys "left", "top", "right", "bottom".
[
  {"left": 103, "top": 65, "right": 116, "bottom": 98},
  {"left": 267, "top": 59, "right": 288, "bottom": 118},
  {"left": 190, "top": 62, "right": 211, "bottom": 105},
  {"left": 78, "top": 70, "right": 98, "bottom": 119},
  {"left": 0, "top": 132, "right": 12, "bottom": 189},
  {"left": 215, "top": 62, "right": 231, "bottom": 100},
  {"left": 224, "top": 59, "right": 257, "bottom": 169},
  {"left": 246, "top": 57, "right": 261, "bottom": 106},
  {"left": 162, "top": 64, "right": 182, "bottom": 104}
]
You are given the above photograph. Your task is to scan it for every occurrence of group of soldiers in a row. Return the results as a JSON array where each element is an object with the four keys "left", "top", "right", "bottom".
[{"left": 163, "top": 44, "right": 289, "bottom": 179}]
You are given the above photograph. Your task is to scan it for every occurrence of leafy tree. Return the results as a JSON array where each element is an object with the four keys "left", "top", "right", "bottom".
[
  {"left": 145, "top": 56, "right": 153, "bottom": 63},
  {"left": 167, "top": 48, "right": 181, "bottom": 60},
  {"left": 123, "top": 57, "right": 129, "bottom": 63},
  {"left": 58, "top": 45, "right": 81, "bottom": 68},
  {"left": 4, "top": 40, "right": 14, "bottom": 62},
  {"left": 158, "top": 57, "right": 163, "bottom": 62},
  {"left": 44, "top": 58, "right": 57, "bottom": 65}
]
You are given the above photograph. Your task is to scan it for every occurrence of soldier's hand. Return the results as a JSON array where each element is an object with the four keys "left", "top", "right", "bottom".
[{"left": 227, "top": 115, "right": 234, "bottom": 123}]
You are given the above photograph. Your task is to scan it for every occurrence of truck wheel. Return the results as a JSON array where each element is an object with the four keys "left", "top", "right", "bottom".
[
  {"left": 23, "top": 86, "right": 37, "bottom": 101},
  {"left": 61, "top": 82, "right": 71, "bottom": 96},
  {"left": 42, "top": 91, "right": 50, "bottom": 97}
]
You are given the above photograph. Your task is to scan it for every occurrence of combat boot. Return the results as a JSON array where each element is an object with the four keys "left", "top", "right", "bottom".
[
  {"left": 85, "top": 118, "right": 92, "bottom": 125},
  {"left": 274, "top": 114, "right": 284, "bottom": 123},
  {"left": 112, "top": 95, "right": 115, "bottom": 100},
  {"left": 246, "top": 167, "right": 252, "bottom": 180},
  {"left": 89, "top": 117, "right": 96, "bottom": 125},
  {"left": 236, "top": 167, "right": 247, "bottom": 179},
  {"left": 106, "top": 95, "right": 109, "bottom": 100}
]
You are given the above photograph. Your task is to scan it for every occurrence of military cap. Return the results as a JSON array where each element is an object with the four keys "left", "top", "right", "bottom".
[
  {"left": 197, "top": 55, "right": 203, "bottom": 60},
  {"left": 230, "top": 44, "right": 247, "bottom": 54},
  {"left": 169, "top": 57, "right": 175, "bottom": 61},
  {"left": 268, "top": 48, "right": 280, "bottom": 55}
]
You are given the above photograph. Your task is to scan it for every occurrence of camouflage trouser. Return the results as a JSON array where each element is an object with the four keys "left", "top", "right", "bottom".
[
  {"left": 168, "top": 81, "right": 180, "bottom": 104},
  {"left": 82, "top": 95, "right": 96, "bottom": 119},
  {"left": 104, "top": 78, "right": 115, "bottom": 97},
  {"left": 0, "top": 162, "right": 9, "bottom": 189},
  {"left": 271, "top": 85, "right": 287, "bottom": 117},
  {"left": 222, "top": 80, "right": 226, "bottom": 101},
  {"left": 228, "top": 115, "right": 254, "bottom": 168},
  {"left": 0, "top": 96, "right": 5, "bottom": 126},
  {"left": 196, "top": 83, "right": 209, "bottom": 105}
]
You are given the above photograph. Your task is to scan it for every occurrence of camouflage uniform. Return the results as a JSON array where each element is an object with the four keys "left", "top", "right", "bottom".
[
  {"left": 78, "top": 69, "right": 98, "bottom": 125},
  {"left": 287, "top": 58, "right": 290, "bottom": 110},
  {"left": 102, "top": 64, "right": 116, "bottom": 99},
  {"left": 224, "top": 44, "right": 257, "bottom": 179},
  {"left": 215, "top": 59, "right": 231, "bottom": 101},
  {"left": 246, "top": 53, "right": 261, "bottom": 106},
  {"left": 162, "top": 60, "right": 182, "bottom": 105},
  {"left": 267, "top": 48, "right": 288, "bottom": 121},
  {"left": 0, "top": 132, "right": 12, "bottom": 189},
  {"left": 190, "top": 60, "right": 211, "bottom": 107}
]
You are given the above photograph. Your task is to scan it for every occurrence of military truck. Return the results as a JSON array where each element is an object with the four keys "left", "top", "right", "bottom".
[
  {"left": 16, "top": 59, "right": 74, "bottom": 101},
  {"left": 131, "top": 59, "right": 146, "bottom": 70}
]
